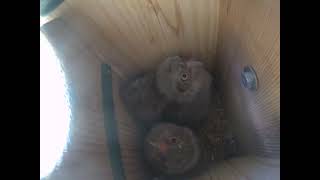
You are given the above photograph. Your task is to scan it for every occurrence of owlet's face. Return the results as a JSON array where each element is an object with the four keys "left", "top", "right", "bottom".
[
  {"left": 168, "top": 57, "right": 205, "bottom": 102},
  {"left": 144, "top": 123, "right": 200, "bottom": 175},
  {"left": 157, "top": 56, "right": 210, "bottom": 103},
  {"left": 170, "top": 60, "right": 192, "bottom": 93}
]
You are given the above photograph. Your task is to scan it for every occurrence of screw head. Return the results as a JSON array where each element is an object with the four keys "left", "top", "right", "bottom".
[{"left": 241, "top": 66, "right": 258, "bottom": 91}]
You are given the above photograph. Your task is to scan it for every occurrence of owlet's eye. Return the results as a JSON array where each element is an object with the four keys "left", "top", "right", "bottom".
[
  {"left": 170, "top": 137, "right": 177, "bottom": 144},
  {"left": 180, "top": 73, "right": 188, "bottom": 81}
]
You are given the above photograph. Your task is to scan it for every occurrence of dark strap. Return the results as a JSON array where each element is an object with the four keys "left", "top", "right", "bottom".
[{"left": 101, "top": 64, "right": 126, "bottom": 180}]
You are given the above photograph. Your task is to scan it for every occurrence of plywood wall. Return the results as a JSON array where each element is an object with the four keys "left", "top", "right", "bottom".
[
  {"left": 45, "top": 0, "right": 220, "bottom": 72},
  {"left": 215, "top": 0, "right": 280, "bottom": 158},
  {"left": 41, "top": 12, "right": 150, "bottom": 180},
  {"left": 41, "top": 17, "right": 115, "bottom": 180}
]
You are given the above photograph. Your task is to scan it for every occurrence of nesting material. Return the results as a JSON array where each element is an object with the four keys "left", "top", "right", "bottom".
[
  {"left": 144, "top": 123, "right": 201, "bottom": 175},
  {"left": 156, "top": 56, "right": 212, "bottom": 126}
]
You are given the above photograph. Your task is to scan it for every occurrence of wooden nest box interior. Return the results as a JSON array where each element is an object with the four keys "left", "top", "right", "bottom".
[{"left": 40, "top": 0, "right": 279, "bottom": 179}]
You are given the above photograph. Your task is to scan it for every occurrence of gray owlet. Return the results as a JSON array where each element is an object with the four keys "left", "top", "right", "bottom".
[
  {"left": 119, "top": 73, "right": 168, "bottom": 128},
  {"left": 156, "top": 56, "right": 212, "bottom": 127}
]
